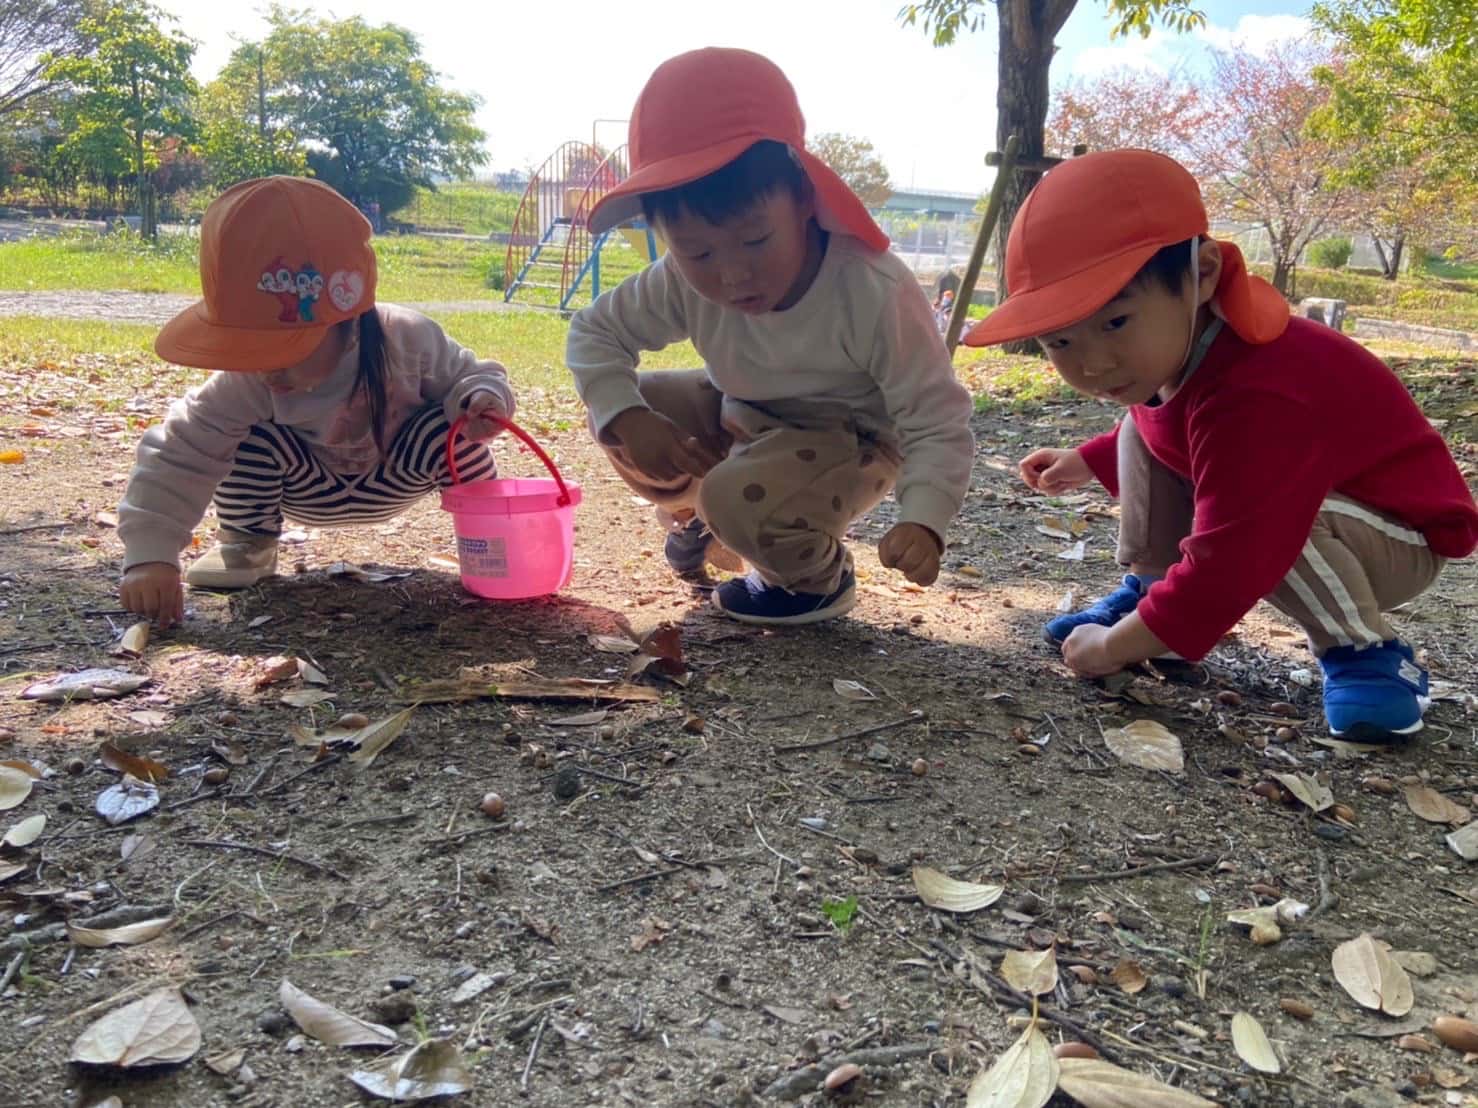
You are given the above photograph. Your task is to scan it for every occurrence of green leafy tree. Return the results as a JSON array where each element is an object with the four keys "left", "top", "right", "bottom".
[
  {"left": 897, "top": 0, "right": 1205, "bottom": 346},
  {"left": 810, "top": 132, "right": 894, "bottom": 209},
  {"left": 230, "top": 6, "right": 487, "bottom": 211},
  {"left": 1311, "top": 0, "right": 1477, "bottom": 182},
  {"left": 43, "top": 1, "right": 196, "bottom": 235},
  {"left": 198, "top": 43, "right": 307, "bottom": 189}
]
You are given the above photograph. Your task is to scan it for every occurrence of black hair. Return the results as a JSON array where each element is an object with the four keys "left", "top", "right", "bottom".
[
  {"left": 349, "top": 308, "right": 388, "bottom": 457},
  {"left": 639, "top": 139, "right": 810, "bottom": 227},
  {"left": 1130, "top": 238, "right": 1197, "bottom": 296}
]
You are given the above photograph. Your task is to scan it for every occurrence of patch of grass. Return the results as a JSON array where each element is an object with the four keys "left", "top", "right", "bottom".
[
  {"left": 960, "top": 353, "right": 1076, "bottom": 412},
  {"left": 0, "top": 229, "right": 199, "bottom": 294},
  {"left": 821, "top": 896, "right": 859, "bottom": 933},
  {"left": 0, "top": 316, "right": 160, "bottom": 362},
  {"left": 391, "top": 184, "right": 520, "bottom": 236}
]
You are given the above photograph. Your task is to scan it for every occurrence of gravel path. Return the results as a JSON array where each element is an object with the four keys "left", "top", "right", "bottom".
[{"left": 0, "top": 289, "right": 520, "bottom": 323}]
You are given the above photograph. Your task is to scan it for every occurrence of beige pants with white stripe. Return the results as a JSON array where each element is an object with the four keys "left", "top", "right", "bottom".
[{"left": 1114, "top": 419, "right": 1444, "bottom": 656}]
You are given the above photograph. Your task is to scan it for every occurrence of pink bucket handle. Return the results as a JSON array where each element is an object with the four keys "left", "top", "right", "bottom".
[{"left": 447, "top": 414, "right": 573, "bottom": 507}]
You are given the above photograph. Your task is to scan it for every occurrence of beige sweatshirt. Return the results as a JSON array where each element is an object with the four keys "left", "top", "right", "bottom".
[
  {"left": 119, "top": 303, "right": 514, "bottom": 569},
  {"left": 565, "top": 234, "right": 974, "bottom": 542}
]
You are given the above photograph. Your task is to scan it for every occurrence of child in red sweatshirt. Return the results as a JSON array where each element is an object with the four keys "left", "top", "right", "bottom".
[{"left": 965, "top": 149, "right": 1478, "bottom": 743}]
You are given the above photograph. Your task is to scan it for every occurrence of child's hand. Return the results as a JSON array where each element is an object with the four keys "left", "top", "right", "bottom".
[
  {"left": 1061, "top": 624, "right": 1123, "bottom": 677},
  {"left": 1019, "top": 447, "right": 1092, "bottom": 494},
  {"left": 608, "top": 407, "right": 724, "bottom": 481},
  {"left": 120, "top": 563, "right": 184, "bottom": 629},
  {"left": 461, "top": 390, "right": 509, "bottom": 442},
  {"left": 879, "top": 523, "right": 942, "bottom": 586}
]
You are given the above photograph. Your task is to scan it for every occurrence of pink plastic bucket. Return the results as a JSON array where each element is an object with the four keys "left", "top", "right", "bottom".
[{"left": 439, "top": 415, "right": 582, "bottom": 599}]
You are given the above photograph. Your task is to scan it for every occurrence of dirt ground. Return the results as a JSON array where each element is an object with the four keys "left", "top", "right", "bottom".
[{"left": 1, "top": 348, "right": 1476, "bottom": 1108}]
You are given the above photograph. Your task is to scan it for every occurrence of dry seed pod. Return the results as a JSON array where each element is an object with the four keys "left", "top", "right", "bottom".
[
  {"left": 681, "top": 715, "right": 705, "bottom": 735},
  {"left": 1067, "top": 964, "right": 1099, "bottom": 985},
  {"left": 1330, "top": 803, "right": 1357, "bottom": 824},
  {"left": 1016, "top": 744, "right": 1041, "bottom": 758},
  {"left": 1270, "top": 701, "right": 1300, "bottom": 717},
  {"left": 1432, "top": 1016, "right": 1478, "bottom": 1054},
  {"left": 1215, "top": 690, "right": 1243, "bottom": 707},
  {"left": 335, "top": 713, "right": 370, "bottom": 730},
  {"left": 1252, "top": 781, "right": 1285, "bottom": 803},
  {"left": 1274, "top": 726, "right": 1297, "bottom": 743},
  {"left": 1250, "top": 882, "right": 1281, "bottom": 899},
  {"left": 1398, "top": 1034, "right": 1439, "bottom": 1053},
  {"left": 203, "top": 767, "right": 229, "bottom": 786},
  {"left": 1363, "top": 776, "right": 1397, "bottom": 796},
  {"left": 1279, "top": 998, "right": 1314, "bottom": 1021},
  {"left": 823, "top": 1062, "right": 863, "bottom": 1095},
  {"left": 1054, "top": 1041, "right": 1100, "bottom": 1060},
  {"left": 910, "top": 758, "right": 929, "bottom": 777}
]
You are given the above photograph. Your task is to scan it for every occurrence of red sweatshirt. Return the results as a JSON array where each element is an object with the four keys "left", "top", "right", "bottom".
[{"left": 1077, "top": 317, "right": 1478, "bottom": 661}]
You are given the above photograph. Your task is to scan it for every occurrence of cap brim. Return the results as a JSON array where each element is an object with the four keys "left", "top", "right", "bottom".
[
  {"left": 155, "top": 301, "right": 332, "bottom": 371},
  {"left": 961, "top": 245, "right": 1159, "bottom": 347},
  {"left": 590, "top": 139, "right": 890, "bottom": 253}
]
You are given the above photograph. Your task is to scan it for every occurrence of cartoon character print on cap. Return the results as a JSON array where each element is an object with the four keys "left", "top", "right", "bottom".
[
  {"left": 295, "top": 264, "right": 325, "bottom": 323},
  {"left": 327, "top": 269, "right": 366, "bottom": 313},
  {"left": 257, "top": 257, "right": 299, "bottom": 323}
]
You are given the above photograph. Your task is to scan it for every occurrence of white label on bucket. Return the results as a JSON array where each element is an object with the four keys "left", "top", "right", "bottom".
[{"left": 458, "top": 536, "right": 509, "bottom": 578}]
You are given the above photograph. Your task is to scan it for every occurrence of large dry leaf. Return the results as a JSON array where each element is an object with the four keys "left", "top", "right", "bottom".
[
  {"left": 279, "top": 980, "right": 397, "bottom": 1048},
  {"left": 1446, "top": 823, "right": 1478, "bottom": 861},
  {"left": 1056, "top": 1057, "right": 1217, "bottom": 1107},
  {"left": 833, "top": 678, "right": 876, "bottom": 701},
  {"left": 1404, "top": 784, "right": 1471, "bottom": 825},
  {"left": 1332, "top": 932, "right": 1414, "bottom": 1016},
  {"left": 589, "top": 634, "right": 639, "bottom": 654},
  {"left": 68, "top": 916, "right": 174, "bottom": 948},
  {"left": 965, "top": 1023, "right": 1058, "bottom": 1108},
  {"left": 0, "top": 766, "right": 34, "bottom": 811},
  {"left": 2, "top": 813, "right": 45, "bottom": 848},
  {"left": 0, "top": 861, "right": 26, "bottom": 882},
  {"left": 346, "top": 707, "right": 416, "bottom": 768},
  {"left": 281, "top": 688, "right": 336, "bottom": 708},
  {"left": 70, "top": 987, "right": 201, "bottom": 1068},
  {"left": 99, "top": 742, "right": 169, "bottom": 784},
  {"left": 21, "top": 668, "right": 150, "bottom": 702},
  {"left": 1000, "top": 947, "right": 1059, "bottom": 996},
  {"left": 298, "top": 659, "right": 330, "bottom": 685},
  {"left": 95, "top": 776, "right": 160, "bottom": 825},
  {"left": 912, "top": 866, "right": 1004, "bottom": 913},
  {"left": 349, "top": 1038, "right": 473, "bottom": 1101},
  {"left": 1231, "top": 1011, "right": 1281, "bottom": 1074},
  {"left": 1102, "top": 720, "right": 1184, "bottom": 773},
  {"left": 1110, "top": 959, "right": 1148, "bottom": 994},
  {"left": 549, "top": 709, "right": 608, "bottom": 727},
  {"left": 1273, "top": 772, "right": 1334, "bottom": 813},
  {"left": 112, "top": 622, "right": 150, "bottom": 658}
]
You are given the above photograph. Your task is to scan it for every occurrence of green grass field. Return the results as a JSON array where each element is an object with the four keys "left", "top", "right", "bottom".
[{"left": 390, "top": 184, "right": 521, "bottom": 236}]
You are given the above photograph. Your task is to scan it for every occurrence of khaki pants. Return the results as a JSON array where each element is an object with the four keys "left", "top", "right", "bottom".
[
  {"left": 1114, "top": 418, "right": 1444, "bottom": 656},
  {"left": 596, "top": 370, "right": 901, "bottom": 594}
]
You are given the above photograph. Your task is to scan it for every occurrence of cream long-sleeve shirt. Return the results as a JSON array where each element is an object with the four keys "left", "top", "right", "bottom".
[
  {"left": 565, "top": 234, "right": 975, "bottom": 543},
  {"left": 119, "top": 303, "right": 515, "bottom": 570}
]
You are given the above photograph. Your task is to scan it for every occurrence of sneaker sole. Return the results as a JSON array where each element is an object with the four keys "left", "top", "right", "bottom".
[
  {"left": 711, "top": 584, "right": 857, "bottom": 626},
  {"left": 1330, "top": 718, "right": 1424, "bottom": 744},
  {"left": 183, "top": 567, "right": 278, "bottom": 589}
]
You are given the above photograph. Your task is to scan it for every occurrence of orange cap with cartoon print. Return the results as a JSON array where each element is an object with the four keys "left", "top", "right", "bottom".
[
  {"left": 963, "top": 149, "right": 1288, "bottom": 347},
  {"left": 588, "top": 47, "right": 889, "bottom": 252},
  {"left": 155, "top": 176, "right": 378, "bottom": 371}
]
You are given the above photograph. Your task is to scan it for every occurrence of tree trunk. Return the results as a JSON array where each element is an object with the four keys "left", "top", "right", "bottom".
[
  {"left": 993, "top": 0, "right": 1077, "bottom": 353},
  {"left": 1386, "top": 234, "right": 1404, "bottom": 280},
  {"left": 1270, "top": 255, "right": 1292, "bottom": 296}
]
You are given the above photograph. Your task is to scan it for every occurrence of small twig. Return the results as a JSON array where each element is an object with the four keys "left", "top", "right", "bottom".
[
  {"left": 595, "top": 868, "right": 682, "bottom": 894},
  {"left": 418, "top": 822, "right": 510, "bottom": 848},
  {"left": 1307, "top": 845, "right": 1339, "bottom": 920},
  {"left": 520, "top": 1011, "right": 549, "bottom": 1092},
  {"left": 235, "top": 753, "right": 280, "bottom": 798},
  {"left": 162, "top": 787, "right": 227, "bottom": 812},
  {"left": 181, "top": 838, "right": 348, "bottom": 880},
  {"left": 762, "top": 1042, "right": 935, "bottom": 1100},
  {"left": 0, "top": 950, "right": 25, "bottom": 993},
  {"left": 0, "top": 520, "right": 73, "bottom": 535},
  {"left": 773, "top": 710, "right": 925, "bottom": 754},
  {"left": 747, "top": 803, "right": 797, "bottom": 868},
  {"left": 343, "top": 812, "right": 418, "bottom": 829},
  {"left": 571, "top": 764, "right": 644, "bottom": 788},
  {"left": 1059, "top": 853, "right": 1220, "bottom": 884},
  {"left": 256, "top": 753, "right": 341, "bottom": 796}
]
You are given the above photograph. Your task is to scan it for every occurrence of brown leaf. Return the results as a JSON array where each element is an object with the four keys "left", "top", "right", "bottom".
[
  {"left": 1332, "top": 932, "right": 1414, "bottom": 1016},
  {"left": 1110, "top": 959, "right": 1148, "bottom": 995},
  {"left": 346, "top": 707, "right": 416, "bottom": 768},
  {"left": 203, "top": 1048, "right": 246, "bottom": 1076},
  {"left": 1102, "top": 720, "right": 1184, "bottom": 773},
  {"left": 67, "top": 916, "right": 174, "bottom": 948},
  {"left": 98, "top": 743, "right": 169, "bottom": 784},
  {"left": 70, "top": 987, "right": 201, "bottom": 1067},
  {"left": 254, "top": 655, "right": 300, "bottom": 689},
  {"left": 211, "top": 741, "right": 248, "bottom": 766},
  {"left": 1000, "top": 947, "right": 1059, "bottom": 996},
  {"left": 278, "top": 980, "right": 397, "bottom": 1048},
  {"left": 1056, "top": 1057, "right": 1218, "bottom": 1107},
  {"left": 111, "top": 622, "right": 150, "bottom": 658},
  {"left": 2, "top": 813, "right": 45, "bottom": 848},
  {"left": 349, "top": 1038, "right": 473, "bottom": 1101},
  {"left": 281, "top": 688, "right": 336, "bottom": 708},
  {"left": 589, "top": 634, "right": 640, "bottom": 654},
  {"left": 965, "top": 1022, "right": 1058, "bottom": 1108},
  {"left": 638, "top": 623, "right": 686, "bottom": 673},
  {"left": 1273, "top": 772, "right": 1334, "bottom": 813},
  {"left": 1403, "top": 784, "right": 1471, "bottom": 825},
  {"left": 630, "top": 916, "right": 672, "bottom": 952}
]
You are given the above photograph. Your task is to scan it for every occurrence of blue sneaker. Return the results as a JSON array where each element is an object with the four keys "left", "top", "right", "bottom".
[
  {"left": 712, "top": 569, "right": 856, "bottom": 626},
  {"left": 1320, "top": 639, "right": 1429, "bottom": 742},
  {"left": 663, "top": 516, "right": 743, "bottom": 578},
  {"left": 1045, "top": 574, "right": 1148, "bottom": 645}
]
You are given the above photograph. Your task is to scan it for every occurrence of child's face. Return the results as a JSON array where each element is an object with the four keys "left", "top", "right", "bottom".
[
  {"left": 1034, "top": 245, "right": 1220, "bottom": 407},
  {"left": 658, "top": 188, "right": 820, "bottom": 314},
  {"left": 262, "top": 324, "right": 350, "bottom": 395}
]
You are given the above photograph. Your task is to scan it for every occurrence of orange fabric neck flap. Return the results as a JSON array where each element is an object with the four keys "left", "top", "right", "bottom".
[{"left": 1212, "top": 240, "right": 1290, "bottom": 345}]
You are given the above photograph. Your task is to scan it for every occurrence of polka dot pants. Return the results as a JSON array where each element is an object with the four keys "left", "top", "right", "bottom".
[{"left": 596, "top": 370, "right": 901, "bottom": 594}]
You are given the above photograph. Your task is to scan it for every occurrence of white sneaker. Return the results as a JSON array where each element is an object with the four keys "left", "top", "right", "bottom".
[{"left": 184, "top": 531, "right": 279, "bottom": 589}]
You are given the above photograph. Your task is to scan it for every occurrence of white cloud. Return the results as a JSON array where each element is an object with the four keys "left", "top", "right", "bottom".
[
  {"left": 1197, "top": 13, "right": 1314, "bottom": 56},
  {"left": 1070, "top": 30, "right": 1175, "bottom": 77}
]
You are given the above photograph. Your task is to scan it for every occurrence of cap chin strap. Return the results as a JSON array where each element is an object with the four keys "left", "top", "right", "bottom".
[{"left": 1179, "top": 235, "right": 1200, "bottom": 370}]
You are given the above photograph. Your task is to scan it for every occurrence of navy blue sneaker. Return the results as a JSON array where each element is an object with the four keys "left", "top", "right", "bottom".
[
  {"left": 663, "top": 516, "right": 743, "bottom": 578},
  {"left": 711, "top": 569, "right": 856, "bottom": 626},
  {"left": 1045, "top": 574, "right": 1149, "bottom": 645},
  {"left": 1320, "top": 639, "right": 1429, "bottom": 742}
]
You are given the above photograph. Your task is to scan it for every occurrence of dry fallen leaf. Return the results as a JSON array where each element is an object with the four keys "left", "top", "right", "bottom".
[
  {"left": 112, "top": 621, "right": 151, "bottom": 658},
  {"left": 2, "top": 813, "right": 45, "bottom": 849},
  {"left": 67, "top": 916, "right": 174, "bottom": 948},
  {"left": 1226, "top": 899, "right": 1308, "bottom": 946},
  {"left": 70, "top": 987, "right": 201, "bottom": 1068},
  {"left": 1332, "top": 932, "right": 1414, "bottom": 1016},
  {"left": 833, "top": 678, "right": 876, "bottom": 701},
  {"left": 279, "top": 980, "right": 398, "bottom": 1048},
  {"left": 549, "top": 709, "right": 608, "bottom": 727},
  {"left": 965, "top": 1022, "right": 1058, "bottom": 1108},
  {"left": 1056, "top": 1056, "right": 1217, "bottom": 1107},
  {"left": 349, "top": 1038, "right": 473, "bottom": 1101},
  {"left": 99, "top": 742, "right": 169, "bottom": 784},
  {"left": 0, "top": 766, "right": 32, "bottom": 811},
  {"left": 346, "top": 707, "right": 417, "bottom": 768},
  {"left": 1273, "top": 772, "right": 1335, "bottom": 813},
  {"left": 1446, "top": 823, "right": 1478, "bottom": 861},
  {"left": 21, "top": 668, "right": 149, "bottom": 702},
  {"left": 1231, "top": 1011, "right": 1281, "bottom": 1074},
  {"left": 1102, "top": 720, "right": 1184, "bottom": 773},
  {"left": 298, "top": 659, "right": 330, "bottom": 685},
  {"left": 1000, "top": 947, "right": 1059, "bottom": 997},
  {"left": 912, "top": 866, "right": 1005, "bottom": 913},
  {"left": 1110, "top": 960, "right": 1148, "bottom": 995},
  {"left": 95, "top": 775, "right": 159, "bottom": 826},
  {"left": 281, "top": 688, "right": 336, "bottom": 708},
  {"left": 203, "top": 1047, "right": 246, "bottom": 1076},
  {"left": 254, "top": 655, "right": 301, "bottom": 689},
  {"left": 1403, "top": 784, "right": 1471, "bottom": 825},
  {"left": 1057, "top": 540, "right": 1087, "bottom": 561},
  {"left": 211, "top": 740, "right": 248, "bottom": 766},
  {"left": 589, "top": 634, "right": 639, "bottom": 654},
  {"left": 1390, "top": 950, "right": 1439, "bottom": 977},
  {"left": 0, "top": 861, "right": 26, "bottom": 883}
]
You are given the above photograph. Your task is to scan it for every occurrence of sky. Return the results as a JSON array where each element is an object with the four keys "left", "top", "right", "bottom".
[{"left": 153, "top": 0, "right": 1314, "bottom": 197}]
